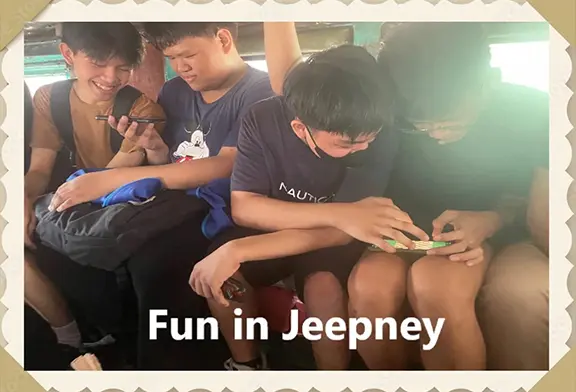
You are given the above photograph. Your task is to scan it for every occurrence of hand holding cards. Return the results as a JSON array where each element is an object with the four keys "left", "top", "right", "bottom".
[
  {"left": 369, "top": 240, "right": 452, "bottom": 253},
  {"left": 333, "top": 197, "right": 429, "bottom": 252}
]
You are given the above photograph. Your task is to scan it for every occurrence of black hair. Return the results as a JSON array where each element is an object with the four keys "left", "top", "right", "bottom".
[
  {"left": 283, "top": 44, "right": 395, "bottom": 140},
  {"left": 60, "top": 22, "right": 144, "bottom": 68},
  {"left": 377, "top": 22, "right": 492, "bottom": 121},
  {"left": 141, "top": 22, "right": 238, "bottom": 52}
]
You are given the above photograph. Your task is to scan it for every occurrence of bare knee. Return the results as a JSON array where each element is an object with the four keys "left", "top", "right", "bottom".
[
  {"left": 303, "top": 271, "right": 343, "bottom": 307},
  {"left": 408, "top": 256, "right": 478, "bottom": 316},
  {"left": 348, "top": 253, "right": 406, "bottom": 312}
]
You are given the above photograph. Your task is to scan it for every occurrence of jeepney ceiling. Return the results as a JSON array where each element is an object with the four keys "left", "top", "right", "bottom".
[{"left": 23, "top": 21, "right": 549, "bottom": 57}]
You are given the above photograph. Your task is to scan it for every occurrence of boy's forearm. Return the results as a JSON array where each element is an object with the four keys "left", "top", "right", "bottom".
[
  {"left": 25, "top": 171, "right": 50, "bottom": 200},
  {"left": 106, "top": 151, "right": 146, "bottom": 169},
  {"left": 227, "top": 227, "right": 353, "bottom": 263},
  {"left": 232, "top": 194, "right": 345, "bottom": 232},
  {"left": 495, "top": 195, "right": 527, "bottom": 225},
  {"left": 145, "top": 145, "right": 170, "bottom": 165},
  {"left": 103, "top": 154, "right": 234, "bottom": 191}
]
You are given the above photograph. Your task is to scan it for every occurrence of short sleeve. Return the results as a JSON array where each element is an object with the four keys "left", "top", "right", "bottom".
[
  {"left": 30, "top": 84, "right": 63, "bottom": 152},
  {"left": 230, "top": 109, "right": 270, "bottom": 196},
  {"left": 222, "top": 77, "right": 275, "bottom": 149}
]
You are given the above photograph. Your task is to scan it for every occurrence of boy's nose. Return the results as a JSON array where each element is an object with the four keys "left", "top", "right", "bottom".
[
  {"left": 174, "top": 59, "right": 192, "bottom": 74},
  {"left": 101, "top": 67, "right": 119, "bottom": 83}
]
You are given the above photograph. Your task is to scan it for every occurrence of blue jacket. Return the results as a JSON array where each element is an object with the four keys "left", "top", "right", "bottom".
[
  {"left": 66, "top": 169, "right": 233, "bottom": 239},
  {"left": 187, "top": 178, "right": 234, "bottom": 239}
]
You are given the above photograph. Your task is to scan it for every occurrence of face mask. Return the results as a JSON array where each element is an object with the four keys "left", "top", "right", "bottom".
[{"left": 305, "top": 126, "right": 345, "bottom": 163}]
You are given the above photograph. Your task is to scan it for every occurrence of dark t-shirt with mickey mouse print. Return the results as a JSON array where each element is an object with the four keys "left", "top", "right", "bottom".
[{"left": 157, "top": 66, "right": 274, "bottom": 163}]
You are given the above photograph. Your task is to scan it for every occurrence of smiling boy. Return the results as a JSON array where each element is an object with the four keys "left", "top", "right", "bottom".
[
  {"left": 26, "top": 22, "right": 167, "bottom": 219},
  {"left": 39, "top": 22, "right": 277, "bottom": 369},
  {"left": 25, "top": 21, "right": 167, "bottom": 359}
]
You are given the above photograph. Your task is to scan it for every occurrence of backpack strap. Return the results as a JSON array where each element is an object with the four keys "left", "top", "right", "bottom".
[
  {"left": 50, "top": 79, "right": 77, "bottom": 162},
  {"left": 50, "top": 81, "right": 143, "bottom": 157},
  {"left": 109, "top": 85, "right": 143, "bottom": 153}
]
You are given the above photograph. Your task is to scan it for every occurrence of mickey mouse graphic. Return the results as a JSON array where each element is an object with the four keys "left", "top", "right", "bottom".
[{"left": 173, "top": 120, "right": 211, "bottom": 162}]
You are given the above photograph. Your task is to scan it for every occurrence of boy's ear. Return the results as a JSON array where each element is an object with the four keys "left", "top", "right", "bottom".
[
  {"left": 290, "top": 119, "right": 307, "bottom": 139},
  {"left": 216, "top": 28, "right": 233, "bottom": 53},
  {"left": 59, "top": 43, "right": 74, "bottom": 67}
]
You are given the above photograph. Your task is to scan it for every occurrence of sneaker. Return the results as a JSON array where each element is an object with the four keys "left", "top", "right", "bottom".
[
  {"left": 82, "top": 334, "right": 116, "bottom": 349},
  {"left": 224, "top": 353, "right": 268, "bottom": 370}
]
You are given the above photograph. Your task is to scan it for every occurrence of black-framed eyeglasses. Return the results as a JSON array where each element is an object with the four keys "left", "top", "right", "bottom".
[{"left": 395, "top": 117, "right": 431, "bottom": 135}]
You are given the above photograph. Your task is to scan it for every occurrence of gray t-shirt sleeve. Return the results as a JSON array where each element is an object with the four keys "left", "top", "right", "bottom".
[
  {"left": 222, "top": 77, "right": 275, "bottom": 149},
  {"left": 230, "top": 109, "right": 270, "bottom": 196}
]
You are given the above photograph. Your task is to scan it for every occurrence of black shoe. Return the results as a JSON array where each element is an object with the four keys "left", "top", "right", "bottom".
[{"left": 49, "top": 344, "right": 84, "bottom": 370}]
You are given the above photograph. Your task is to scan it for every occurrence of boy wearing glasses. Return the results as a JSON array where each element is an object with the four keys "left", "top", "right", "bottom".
[{"left": 243, "top": 22, "right": 549, "bottom": 371}]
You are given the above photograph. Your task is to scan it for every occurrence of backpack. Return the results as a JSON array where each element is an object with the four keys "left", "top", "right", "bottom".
[
  {"left": 46, "top": 79, "right": 142, "bottom": 193},
  {"left": 34, "top": 188, "right": 210, "bottom": 272}
]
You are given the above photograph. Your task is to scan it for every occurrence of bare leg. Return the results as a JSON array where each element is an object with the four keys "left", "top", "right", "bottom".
[
  {"left": 302, "top": 271, "right": 350, "bottom": 370},
  {"left": 407, "top": 248, "right": 490, "bottom": 370},
  {"left": 347, "top": 251, "right": 408, "bottom": 369},
  {"left": 25, "top": 250, "right": 81, "bottom": 347},
  {"left": 207, "top": 271, "right": 261, "bottom": 364}
]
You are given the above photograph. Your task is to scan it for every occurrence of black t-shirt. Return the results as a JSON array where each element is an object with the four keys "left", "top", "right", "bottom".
[
  {"left": 231, "top": 96, "right": 397, "bottom": 203},
  {"left": 384, "top": 83, "right": 549, "bottom": 239}
]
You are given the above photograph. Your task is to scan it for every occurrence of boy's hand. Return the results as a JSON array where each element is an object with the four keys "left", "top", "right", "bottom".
[
  {"left": 189, "top": 242, "right": 243, "bottom": 307},
  {"left": 427, "top": 210, "right": 503, "bottom": 266},
  {"left": 49, "top": 171, "right": 111, "bottom": 212},
  {"left": 416, "top": 120, "right": 468, "bottom": 145},
  {"left": 333, "top": 197, "right": 429, "bottom": 252},
  {"left": 109, "top": 115, "right": 167, "bottom": 152}
]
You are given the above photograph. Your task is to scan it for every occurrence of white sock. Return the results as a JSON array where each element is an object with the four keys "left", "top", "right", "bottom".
[{"left": 52, "top": 321, "right": 82, "bottom": 348}]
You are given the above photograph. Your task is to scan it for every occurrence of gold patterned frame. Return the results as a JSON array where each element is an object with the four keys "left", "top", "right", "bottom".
[{"left": 0, "top": 1, "right": 574, "bottom": 391}]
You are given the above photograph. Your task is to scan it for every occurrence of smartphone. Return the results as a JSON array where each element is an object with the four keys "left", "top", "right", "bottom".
[
  {"left": 221, "top": 277, "right": 246, "bottom": 302},
  {"left": 369, "top": 240, "right": 452, "bottom": 253},
  {"left": 94, "top": 115, "right": 165, "bottom": 124}
]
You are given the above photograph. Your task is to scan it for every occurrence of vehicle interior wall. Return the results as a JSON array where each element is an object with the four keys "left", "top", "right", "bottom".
[{"left": 23, "top": 22, "right": 549, "bottom": 96}]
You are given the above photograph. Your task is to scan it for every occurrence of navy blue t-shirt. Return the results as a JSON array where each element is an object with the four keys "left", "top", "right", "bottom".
[
  {"left": 232, "top": 96, "right": 398, "bottom": 203},
  {"left": 157, "top": 66, "right": 274, "bottom": 162}
]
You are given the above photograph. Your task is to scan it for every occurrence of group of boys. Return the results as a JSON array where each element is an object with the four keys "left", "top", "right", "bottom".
[{"left": 24, "top": 21, "right": 549, "bottom": 371}]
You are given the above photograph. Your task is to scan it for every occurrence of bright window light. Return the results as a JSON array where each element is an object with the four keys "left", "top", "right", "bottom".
[
  {"left": 25, "top": 75, "right": 67, "bottom": 96},
  {"left": 25, "top": 42, "right": 550, "bottom": 95},
  {"left": 489, "top": 41, "right": 549, "bottom": 92}
]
